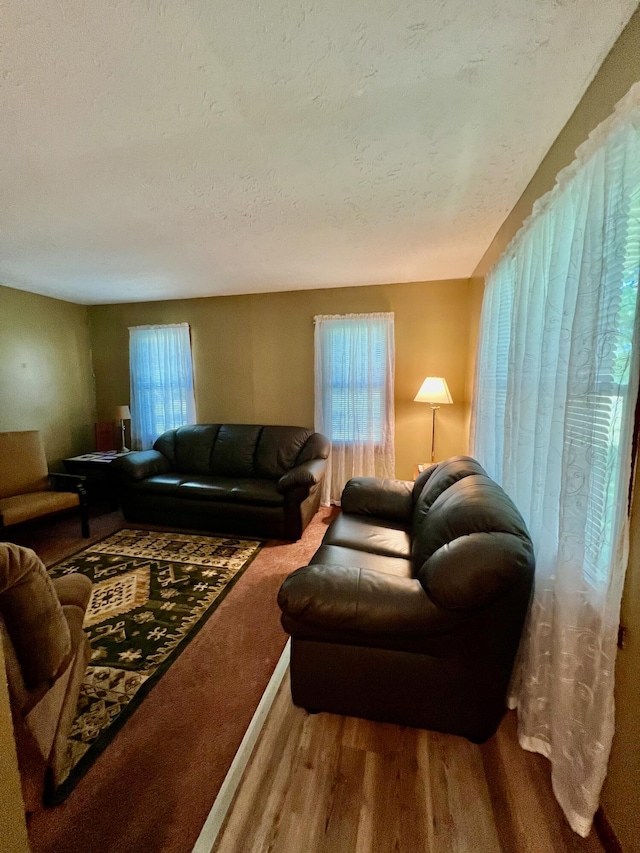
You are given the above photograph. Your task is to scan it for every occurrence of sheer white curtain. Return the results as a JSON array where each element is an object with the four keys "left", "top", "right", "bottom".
[
  {"left": 471, "top": 83, "right": 640, "bottom": 836},
  {"left": 315, "top": 313, "right": 395, "bottom": 505},
  {"left": 129, "top": 323, "right": 197, "bottom": 450}
]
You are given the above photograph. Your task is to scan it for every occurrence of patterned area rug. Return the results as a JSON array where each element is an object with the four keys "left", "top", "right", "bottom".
[{"left": 47, "top": 529, "right": 261, "bottom": 803}]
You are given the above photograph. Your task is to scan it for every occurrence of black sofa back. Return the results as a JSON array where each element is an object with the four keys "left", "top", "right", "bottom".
[{"left": 154, "top": 424, "right": 318, "bottom": 479}]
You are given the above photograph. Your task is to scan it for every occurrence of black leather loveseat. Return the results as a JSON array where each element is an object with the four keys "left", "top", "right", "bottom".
[
  {"left": 278, "top": 456, "right": 535, "bottom": 742},
  {"left": 113, "top": 424, "right": 329, "bottom": 540}
]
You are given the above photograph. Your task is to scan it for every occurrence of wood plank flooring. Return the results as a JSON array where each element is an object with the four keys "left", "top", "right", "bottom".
[{"left": 212, "top": 672, "right": 606, "bottom": 853}]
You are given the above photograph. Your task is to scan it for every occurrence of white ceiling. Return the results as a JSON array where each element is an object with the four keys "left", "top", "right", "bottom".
[{"left": 1, "top": 1, "right": 637, "bottom": 305}]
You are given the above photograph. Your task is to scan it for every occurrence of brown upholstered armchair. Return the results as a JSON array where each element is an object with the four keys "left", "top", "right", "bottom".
[
  {"left": 0, "top": 431, "right": 89, "bottom": 539},
  {"left": 0, "top": 543, "right": 92, "bottom": 808}
]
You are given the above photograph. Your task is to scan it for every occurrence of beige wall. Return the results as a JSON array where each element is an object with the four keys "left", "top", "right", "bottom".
[
  {"left": 89, "top": 278, "right": 474, "bottom": 481},
  {"left": 0, "top": 283, "right": 96, "bottom": 849},
  {"left": 470, "top": 10, "right": 640, "bottom": 852},
  {"left": 0, "top": 285, "right": 96, "bottom": 469}
]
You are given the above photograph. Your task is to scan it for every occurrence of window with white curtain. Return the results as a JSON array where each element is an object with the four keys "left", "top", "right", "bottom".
[
  {"left": 314, "top": 313, "right": 395, "bottom": 505},
  {"left": 471, "top": 83, "right": 640, "bottom": 837},
  {"left": 129, "top": 323, "right": 197, "bottom": 450}
]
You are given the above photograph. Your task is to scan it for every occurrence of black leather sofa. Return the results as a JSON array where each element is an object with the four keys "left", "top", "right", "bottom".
[
  {"left": 278, "top": 456, "right": 535, "bottom": 742},
  {"left": 113, "top": 424, "right": 329, "bottom": 540}
]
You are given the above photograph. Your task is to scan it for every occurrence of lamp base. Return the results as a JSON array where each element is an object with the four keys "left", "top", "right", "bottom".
[{"left": 119, "top": 421, "right": 128, "bottom": 454}]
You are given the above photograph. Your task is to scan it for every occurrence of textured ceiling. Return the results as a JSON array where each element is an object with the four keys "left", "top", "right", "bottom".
[{"left": 1, "top": 1, "right": 637, "bottom": 305}]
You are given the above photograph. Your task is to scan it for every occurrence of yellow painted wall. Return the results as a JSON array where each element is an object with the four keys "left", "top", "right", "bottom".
[
  {"left": 89, "top": 278, "right": 474, "bottom": 481},
  {"left": 470, "top": 10, "right": 640, "bottom": 852},
  {"left": 0, "top": 285, "right": 96, "bottom": 469}
]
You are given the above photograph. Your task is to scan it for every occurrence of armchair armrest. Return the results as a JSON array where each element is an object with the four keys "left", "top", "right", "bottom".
[
  {"left": 341, "top": 478, "right": 413, "bottom": 524},
  {"left": 49, "top": 472, "right": 86, "bottom": 494},
  {"left": 277, "top": 458, "right": 327, "bottom": 494},
  {"left": 111, "top": 450, "right": 171, "bottom": 482},
  {"left": 278, "top": 564, "right": 463, "bottom": 637}
]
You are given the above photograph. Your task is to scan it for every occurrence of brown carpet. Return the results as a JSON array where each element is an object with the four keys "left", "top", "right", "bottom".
[{"left": 24, "top": 506, "right": 337, "bottom": 853}]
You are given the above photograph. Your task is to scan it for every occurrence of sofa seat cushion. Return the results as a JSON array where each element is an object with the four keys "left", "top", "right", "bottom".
[
  {"left": 0, "top": 491, "right": 80, "bottom": 527},
  {"left": 176, "top": 476, "right": 236, "bottom": 500},
  {"left": 176, "top": 477, "right": 284, "bottom": 507},
  {"left": 130, "top": 473, "right": 190, "bottom": 496},
  {"left": 227, "top": 479, "right": 284, "bottom": 507},
  {"left": 323, "top": 513, "right": 411, "bottom": 559},
  {"left": 310, "top": 544, "right": 413, "bottom": 578}
]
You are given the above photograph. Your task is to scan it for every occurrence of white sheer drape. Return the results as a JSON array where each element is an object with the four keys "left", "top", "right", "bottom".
[
  {"left": 129, "top": 323, "right": 197, "bottom": 450},
  {"left": 315, "top": 313, "right": 395, "bottom": 505},
  {"left": 471, "top": 83, "right": 640, "bottom": 836}
]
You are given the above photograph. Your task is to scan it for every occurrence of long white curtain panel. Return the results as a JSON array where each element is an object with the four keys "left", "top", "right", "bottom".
[{"left": 471, "top": 83, "right": 640, "bottom": 835}]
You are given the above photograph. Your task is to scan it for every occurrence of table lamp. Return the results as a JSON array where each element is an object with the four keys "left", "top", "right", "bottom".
[
  {"left": 114, "top": 405, "right": 131, "bottom": 453},
  {"left": 413, "top": 377, "right": 453, "bottom": 463}
]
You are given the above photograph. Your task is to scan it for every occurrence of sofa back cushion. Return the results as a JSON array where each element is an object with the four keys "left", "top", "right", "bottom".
[
  {"left": 209, "top": 425, "right": 262, "bottom": 477},
  {"left": 296, "top": 432, "right": 330, "bottom": 465},
  {"left": 254, "top": 426, "right": 315, "bottom": 479},
  {"left": 153, "top": 429, "right": 178, "bottom": 466},
  {"left": 414, "top": 474, "right": 534, "bottom": 609},
  {"left": 154, "top": 425, "right": 223, "bottom": 473},
  {"left": 411, "top": 456, "right": 486, "bottom": 564},
  {"left": 153, "top": 424, "right": 327, "bottom": 479},
  {"left": 174, "top": 425, "right": 221, "bottom": 474}
]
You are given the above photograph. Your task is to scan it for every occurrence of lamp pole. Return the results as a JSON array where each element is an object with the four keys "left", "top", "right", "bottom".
[{"left": 430, "top": 404, "right": 440, "bottom": 463}]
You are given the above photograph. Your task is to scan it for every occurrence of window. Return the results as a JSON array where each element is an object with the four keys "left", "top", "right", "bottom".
[
  {"left": 320, "top": 316, "right": 389, "bottom": 443},
  {"left": 314, "top": 313, "right": 395, "bottom": 504},
  {"left": 129, "top": 323, "right": 196, "bottom": 450},
  {"left": 564, "top": 202, "right": 639, "bottom": 585}
]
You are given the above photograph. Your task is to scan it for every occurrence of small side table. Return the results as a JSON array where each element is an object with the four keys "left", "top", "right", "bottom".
[{"left": 63, "top": 451, "right": 130, "bottom": 509}]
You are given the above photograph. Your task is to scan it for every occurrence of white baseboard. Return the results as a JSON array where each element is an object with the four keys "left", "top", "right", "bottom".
[{"left": 191, "top": 639, "right": 291, "bottom": 853}]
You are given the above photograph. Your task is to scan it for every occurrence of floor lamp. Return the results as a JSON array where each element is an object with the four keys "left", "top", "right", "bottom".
[
  {"left": 114, "top": 405, "right": 131, "bottom": 453},
  {"left": 414, "top": 377, "right": 453, "bottom": 463}
]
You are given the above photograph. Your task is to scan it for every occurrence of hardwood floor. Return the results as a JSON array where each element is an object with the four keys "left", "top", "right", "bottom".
[{"left": 212, "top": 672, "right": 606, "bottom": 853}]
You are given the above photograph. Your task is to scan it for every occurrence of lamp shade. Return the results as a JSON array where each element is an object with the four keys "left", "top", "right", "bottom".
[
  {"left": 413, "top": 377, "right": 453, "bottom": 405},
  {"left": 114, "top": 405, "right": 131, "bottom": 421}
]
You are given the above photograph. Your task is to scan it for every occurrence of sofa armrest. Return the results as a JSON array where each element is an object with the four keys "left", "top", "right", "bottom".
[
  {"left": 277, "top": 458, "right": 327, "bottom": 494},
  {"left": 112, "top": 450, "right": 171, "bottom": 482},
  {"left": 340, "top": 478, "right": 413, "bottom": 524},
  {"left": 278, "top": 564, "right": 462, "bottom": 637}
]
